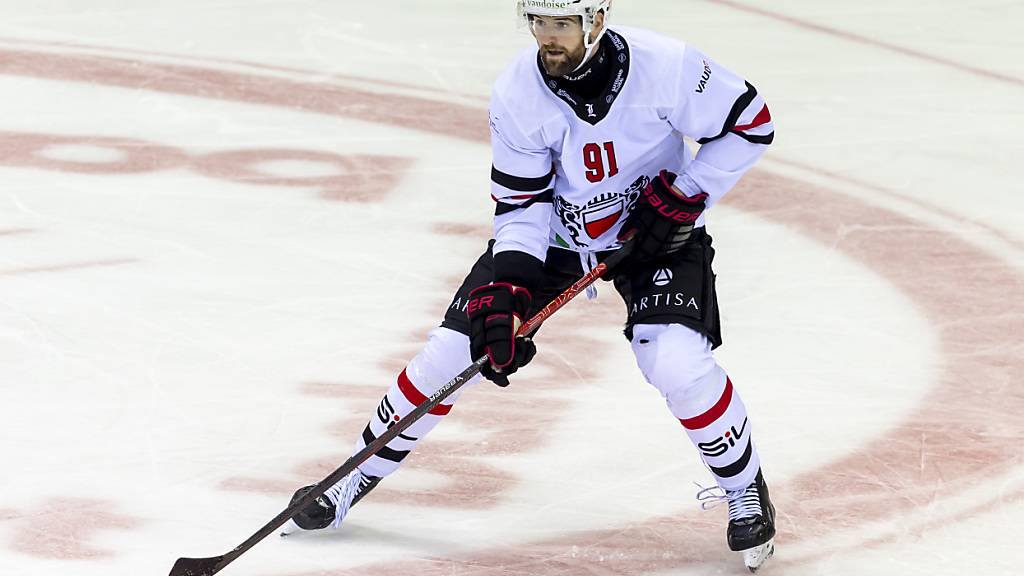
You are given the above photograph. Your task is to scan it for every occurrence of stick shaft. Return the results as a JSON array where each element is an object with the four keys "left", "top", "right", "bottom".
[{"left": 170, "top": 243, "right": 631, "bottom": 576}]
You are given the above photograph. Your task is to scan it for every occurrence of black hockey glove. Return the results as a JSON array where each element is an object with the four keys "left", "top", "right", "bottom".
[
  {"left": 618, "top": 169, "right": 709, "bottom": 261},
  {"left": 466, "top": 282, "right": 537, "bottom": 387}
]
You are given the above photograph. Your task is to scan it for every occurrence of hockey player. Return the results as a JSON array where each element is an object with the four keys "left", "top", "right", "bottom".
[{"left": 286, "top": 0, "right": 776, "bottom": 571}]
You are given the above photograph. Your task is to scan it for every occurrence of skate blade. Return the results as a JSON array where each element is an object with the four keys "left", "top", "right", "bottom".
[
  {"left": 743, "top": 538, "right": 774, "bottom": 573},
  {"left": 280, "top": 519, "right": 302, "bottom": 537}
]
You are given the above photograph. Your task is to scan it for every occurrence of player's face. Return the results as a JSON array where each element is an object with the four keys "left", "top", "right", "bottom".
[{"left": 530, "top": 15, "right": 587, "bottom": 77}]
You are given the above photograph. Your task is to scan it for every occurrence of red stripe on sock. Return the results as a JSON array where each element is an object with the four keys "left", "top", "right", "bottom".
[
  {"left": 679, "top": 378, "right": 733, "bottom": 430},
  {"left": 733, "top": 104, "right": 772, "bottom": 132},
  {"left": 397, "top": 368, "right": 452, "bottom": 416}
]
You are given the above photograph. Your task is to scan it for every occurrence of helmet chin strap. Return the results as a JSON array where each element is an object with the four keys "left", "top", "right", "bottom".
[{"left": 568, "top": 25, "right": 606, "bottom": 75}]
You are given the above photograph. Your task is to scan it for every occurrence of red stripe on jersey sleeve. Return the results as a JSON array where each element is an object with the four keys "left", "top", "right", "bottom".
[
  {"left": 733, "top": 104, "right": 772, "bottom": 132},
  {"left": 493, "top": 193, "right": 540, "bottom": 202}
]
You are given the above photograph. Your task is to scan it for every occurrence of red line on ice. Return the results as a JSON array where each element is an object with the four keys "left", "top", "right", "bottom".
[
  {"left": 0, "top": 228, "right": 35, "bottom": 236},
  {"left": 708, "top": 0, "right": 1024, "bottom": 87},
  {"left": 0, "top": 258, "right": 139, "bottom": 277},
  {"left": 2, "top": 44, "right": 1018, "bottom": 571},
  {"left": 5, "top": 498, "right": 142, "bottom": 560}
]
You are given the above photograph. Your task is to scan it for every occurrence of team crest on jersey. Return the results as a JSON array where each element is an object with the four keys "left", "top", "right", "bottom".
[{"left": 555, "top": 175, "right": 648, "bottom": 247}]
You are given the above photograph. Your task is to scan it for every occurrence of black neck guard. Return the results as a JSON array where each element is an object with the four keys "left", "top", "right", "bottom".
[{"left": 537, "top": 30, "right": 631, "bottom": 125}]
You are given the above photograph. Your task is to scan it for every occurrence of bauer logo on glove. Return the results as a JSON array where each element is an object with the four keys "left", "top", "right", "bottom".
[
  {"left": 466, "top": 282, "right": 537, "bottom": 387},
  {"left": 619, "top": 169, "right": 709, "bottom": 261}
]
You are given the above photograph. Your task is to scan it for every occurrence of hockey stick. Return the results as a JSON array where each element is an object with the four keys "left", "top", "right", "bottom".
[{"left": 168, "top": 241, "right": 633, "bottom": 576}]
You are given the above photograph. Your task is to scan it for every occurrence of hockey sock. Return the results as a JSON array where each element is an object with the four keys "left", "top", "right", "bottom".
[
  {"left": 674, "top": 366, "right": 760, "bottom": 491},
  {"left": 354, "top": 327, "right": 478, "bottom": 478}
]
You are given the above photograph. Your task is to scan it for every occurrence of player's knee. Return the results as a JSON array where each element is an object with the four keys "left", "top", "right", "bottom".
[
  {"left": 630, "top": 323, "right": 717, "bottom": 400},
  {"left": 406, "top": 327, "right": 479, "bottom": 396}
]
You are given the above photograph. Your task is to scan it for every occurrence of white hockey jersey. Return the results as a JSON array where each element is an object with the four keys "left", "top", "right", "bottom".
[{"left": 488, "top": 26, "right": 774, "bottom": 262}]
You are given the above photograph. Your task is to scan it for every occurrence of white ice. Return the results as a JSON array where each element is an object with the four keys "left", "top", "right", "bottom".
[{"left": 0, "top": 1, "right": 1021, "bottom": 575}]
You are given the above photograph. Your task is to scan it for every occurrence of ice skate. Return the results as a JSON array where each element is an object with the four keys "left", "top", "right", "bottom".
[
  {"left": 698, "top": 469, "right": 776, "bottom": 572},
  {"left": 280, "top": 468, "right": 381, "bottom": 536}
]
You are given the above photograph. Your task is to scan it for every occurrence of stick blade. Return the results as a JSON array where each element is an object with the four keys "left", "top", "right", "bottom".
[{"left": 168, "top": 555, "right": 226, "bottom": 576}]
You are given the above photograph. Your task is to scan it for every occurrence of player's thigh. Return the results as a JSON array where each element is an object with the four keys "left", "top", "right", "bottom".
[
  {"left": 612, "top": 228, "right": 722, "bottom": 348},
  {"left": 439, "top": 242, "right": 582, "bottom": 337},
  {"left": 440, "top": 242, "right": 497, "bottom": 336}
]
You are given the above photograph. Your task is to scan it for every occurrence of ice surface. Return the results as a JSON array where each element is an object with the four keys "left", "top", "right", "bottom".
[{"left": 0, "top": 1, "right": 1021, "bottom": 575}]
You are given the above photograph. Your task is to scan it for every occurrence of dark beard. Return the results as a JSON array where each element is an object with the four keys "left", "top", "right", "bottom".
[
  {"left": 540, "top": 47, "right": 585, "bottom": 77},
  {"left": 540, "top": 39, "right": 610, "bottom": 100}
]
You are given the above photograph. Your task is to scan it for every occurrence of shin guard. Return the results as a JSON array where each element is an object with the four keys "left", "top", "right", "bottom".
[
  {"left": 355, "top": 327, "right": 480, "bottom": 478},
  {"left": 631, "top": 323, "right": 760, "bottom": 490}
]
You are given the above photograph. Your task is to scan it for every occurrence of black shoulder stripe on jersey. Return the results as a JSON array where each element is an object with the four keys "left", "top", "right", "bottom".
[
  {"left": 362, "top": 424, "right": 409, "bottom": 463},
  {"left": 697, "top": 81, "right": 760, "bottom": 145},
  {"left": 494, "top": 189, "right": 554, "bottom": 216},
  {"left": 734, "top": 131, "right": 775, "bottom": 145},
  {"left": 708, "top": 439, "right": 753, "bottom": 478},
  {"left": 491, "top": 165, "right": 553, "bottom": 192}
]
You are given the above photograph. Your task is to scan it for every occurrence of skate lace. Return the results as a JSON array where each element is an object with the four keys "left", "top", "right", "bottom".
[
  {"left": 324, "top": 470, "right": 366, "bottom": 529},
  {"left": 695, "top": 482, "right": 762, "bottom": 522}
]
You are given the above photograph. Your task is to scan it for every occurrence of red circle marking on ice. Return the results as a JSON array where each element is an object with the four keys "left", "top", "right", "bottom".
[
  {"left": 0, "top": 131, "right": 188, "bottom": 174},
  {"left": 0, "top": 130, "right": 411, "bottom": 202},
  {"left": 2, "top": 42, "right": 1019, "bottom": 572},
  {"left": 191, "top": 149, "right": 412, "bottom": 202}
]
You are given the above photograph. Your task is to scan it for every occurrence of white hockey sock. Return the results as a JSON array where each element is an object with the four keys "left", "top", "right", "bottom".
[
  {"left": 355, "top": 327, "right": 479, "bottom": 478},
  {"left": 629, "top": 324, "right": 761, "bottom": 491},
  {"left": 673, "top": 367, "right": 760, "bottom": 491}
]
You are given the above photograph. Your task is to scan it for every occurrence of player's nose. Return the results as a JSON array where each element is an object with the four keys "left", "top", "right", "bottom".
[{"left": 537, "top": 31, "right": 561, "bottom": 44}]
